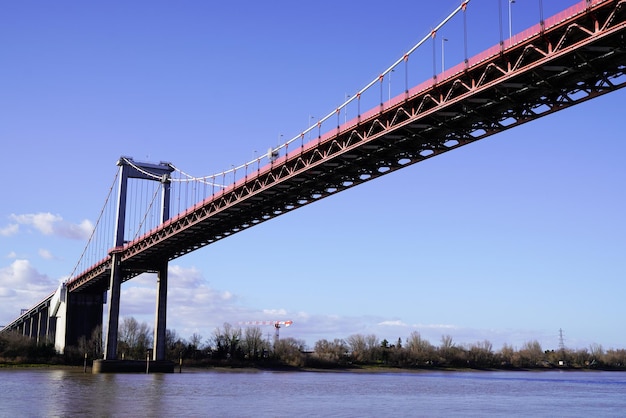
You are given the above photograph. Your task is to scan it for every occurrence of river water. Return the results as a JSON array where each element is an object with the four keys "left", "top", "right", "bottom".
[{"left": 0, "top": 368, "right": 624, "bottom": 417}]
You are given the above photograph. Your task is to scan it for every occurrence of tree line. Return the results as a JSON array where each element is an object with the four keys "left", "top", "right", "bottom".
[{"left": 2, "top": 318, "right": 626, "bottom": 371}]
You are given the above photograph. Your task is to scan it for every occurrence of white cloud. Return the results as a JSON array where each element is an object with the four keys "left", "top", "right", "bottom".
[
  {"left": 56, "top": 218, "right": 94, "bottom": 240},
  {"left": 0, "top": 223, "right": 19, "bottom": 237},
  {"left": 294, "top": 311, "right": 310, "bottom": 320},
  {"left": 9, "top": 212, "right": 93, "bottom": 240},
  {"left": 378, "top": 320, "right": 408, "bottom": 327},
  {"left": 114, "top": 265, "right": 339, "bottom": 344},
  {"left": 116, "top": 265, "right": 246, "bottom": 338},
  {"left": 38, "top": 249, "right": 55, "bottom": 260},
  {"left": 113, "top": 266, "right": 447, "bottom": 348},
  {"left": 11, "top": 213, "right": 60, "bottom": 235},
  {"left": 0, "top": 258, "right": 555, "bottom": 351},
  {"left": 6, "top": 251, "right": 17, "bottom": 259},
  {"left": 169, "top": 265, "right": 203, "bottom": 287},
  {"left": 0, "top": 287, "right": 16, "bottom": 297},
  {"left": 262, "top": 308, "right": 287, "bottom": 316},
  {"left": 0, "top": 259, "right": 58, "bottom": 324},
  {"left": 412, "top": 323, "right": 457, "bottom": 330},
  {"left": 0, "top": 259, "right": 53, "bottom": 288},
  {"left": 0, "top": 257, "right": 559, "bottom": 353},
  {"left": 89, "top": 264, "right": 562, "bottom": 351}
]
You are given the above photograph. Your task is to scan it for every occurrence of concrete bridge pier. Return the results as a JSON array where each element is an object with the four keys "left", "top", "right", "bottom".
[
  {"left": 30, "top": 309, "right": 51, "bottom": 345},
  {"left": 104, "top": 251, "right": 123, "bottom": 360},
  {"left": 0, "top": 292, "right": 59, "bottom": 350},
  {"left": 65, "top": 292, "right": 104, "bottom": 349},
  {"left": 23, "top": 303, "right": 56, "bottom": 345},
  {"left": 153, "top": 261, "right": 168, "bottom": 361},
  {"left": 36, "top": 310, "right": 46, "bottom": 344},
  {"left": 26, "top": 316, "right": 38, "bottom": 338}
]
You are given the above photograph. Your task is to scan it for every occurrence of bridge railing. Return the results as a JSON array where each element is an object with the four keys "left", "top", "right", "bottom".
[
  {"left": 119, "top": 0, "right": 612, "bottom": 254},
  {"left": 67, "top": 0, "right": 612, "bottom": 285},
  {"left": 163, "top": 1, "right": 471, "bottom": 196},
  {"left": 170, "top": 0, "right": 605, "bottom": 210}
]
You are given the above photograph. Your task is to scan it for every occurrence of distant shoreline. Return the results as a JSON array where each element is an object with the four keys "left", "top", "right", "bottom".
[{"left": 3, "top": 363, "right": 624, "bottom": 373}]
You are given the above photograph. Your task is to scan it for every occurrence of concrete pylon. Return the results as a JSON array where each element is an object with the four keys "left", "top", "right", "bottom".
[
  {"left": 153, "top": 260, "right": 168, "bottom": 361},
  {"left": 102, "top": 157, "right": 174, "bottom": 362}
]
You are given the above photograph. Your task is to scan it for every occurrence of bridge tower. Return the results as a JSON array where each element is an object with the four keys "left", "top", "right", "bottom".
[{"left": 103, "top": 157, "right": 174, "bottom": 361}]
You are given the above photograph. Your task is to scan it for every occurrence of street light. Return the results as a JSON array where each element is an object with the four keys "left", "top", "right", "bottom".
[
  {"left": 509, "top": 0, "right": 516, "bottom": 40},
  {"left": 441, "top": 38, "right": 448, "bottom": 72}
]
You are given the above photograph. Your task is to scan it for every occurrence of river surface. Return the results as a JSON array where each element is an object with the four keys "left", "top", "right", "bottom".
[{"left": 0, "top": 368, "right": 624, "bottom": 417}]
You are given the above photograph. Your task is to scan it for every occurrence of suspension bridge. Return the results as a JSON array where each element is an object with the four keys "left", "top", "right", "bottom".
[{"left": 2, "top": 0, "right": 625, "bottom": 371}]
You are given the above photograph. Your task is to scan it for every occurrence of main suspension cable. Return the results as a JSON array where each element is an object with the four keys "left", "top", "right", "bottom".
[{"left": 67, "top": 169, "right": 120, "bottom": 281}]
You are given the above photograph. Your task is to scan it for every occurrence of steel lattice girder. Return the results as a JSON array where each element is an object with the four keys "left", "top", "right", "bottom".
[{"left": 67, "top": 0, "right": 626, "bottom": 293}]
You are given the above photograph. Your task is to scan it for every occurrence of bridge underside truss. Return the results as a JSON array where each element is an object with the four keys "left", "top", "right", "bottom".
[{"left": 67, "top": 0, "right": 626, "bottom": 294}]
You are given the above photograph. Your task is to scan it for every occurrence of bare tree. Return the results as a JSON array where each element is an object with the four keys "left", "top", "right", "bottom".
[
  {"left": 165, "top": 328, "right": 186, "bottom": 360},
  {"left": 90, "top": 325, "right": 103, "bottom": 359},
  {"left": 314, "top": 338, "right": 348, "bottom": 362},
  {"left": 242, "top": 326, "right": 266, "bottom": 359},
  {"left": 347, "top": 334, "right": 367, "bottom": 362},
  {"left": 118, "top": 317, "right": 152, "bottom": 359},
  {"left": 365, "top": 334, "right": 380, "bottom": 362},
  {"left": 119, "top": 316, "right": 139, "bottom": 353},
  {"left": 604, "top": 349, "right": 626, "bottom": 367},
  {"left": 589, "top": 343, "right": 604, "bottom": 361},
  {"left": 517, "top": 340, "right": 544, "bottom": 367},
  {"left": 467, "top": 340, "right": 494, "bottom": 367},
  {"left": 499, "top": 343, "right": 515, "bottom": 366},
  {"left": 406, "top": 331, "right": 435, "bottom": 365},
  {"left": 212, "top": 322, "right": 242, "bottom": 359},
  {"left": 274, "top": 337, "right": 305, "bottom": 367},
  {"left": 440, "top": 335, "right": 454, "bottom": 350},
  {"left": 189, "top": 333, "right": 203, "bottom": 350}
]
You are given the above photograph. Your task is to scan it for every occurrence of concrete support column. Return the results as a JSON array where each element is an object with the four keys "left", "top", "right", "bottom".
[
  {"left": 153, "top": 261, "right": 168, "bottom": 361},
  {"left": 44, "top": 310, "right": 50, "bottom": 344},
  {"left": 45, "top": 313, "right": 51, "bottom": 345},
  {"left": 37, "top": 311, "right": 44, "bottom": 344},
  {"left": 28, "top": 317, "right": 34, "bottom": 338},
  {"left": 104, "top": 252, "right": 123, "bottom": 360},
  {"left": 32, "top": 314, "right": 39, "bottom": 341}
]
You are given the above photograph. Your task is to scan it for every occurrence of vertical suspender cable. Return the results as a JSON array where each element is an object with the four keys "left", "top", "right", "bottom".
[
  {"left": 463, "top": 2, "right": 469, "bottom": 65},
  {"left": 379, "top": 75, "right": 384, "bottom": 110},
  {"left": 432, "top": 31, "right": 437, "bottom": 80},
  {"left": 404, "top": 54, "right": 409, "bottom": 99},
  {"left": 184, "top": 176, "right": 189, "bottom": 212},
  {"left": 177, "top": 172, "right": 182, "bottom": 215},
  {"left": 67, "top": 170, "right": 118, "bottom": 281},
  {"left": 142, "top": 179, "right": 147, "bottom": 236},
  {"left": 498, "top": 0, "right": 504, "bottom": 49}
]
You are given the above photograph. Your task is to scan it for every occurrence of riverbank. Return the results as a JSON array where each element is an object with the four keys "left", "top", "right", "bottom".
[
  {"left": 99, "top": 360, "right": 626, "bottom": 373},
  {"left": 2, "top": 361, "right": 626, "bottom": 374}
]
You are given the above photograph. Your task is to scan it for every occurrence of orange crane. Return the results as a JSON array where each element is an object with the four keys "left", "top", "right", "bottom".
[{"left": 239, "top": 320, "right": 293, "bottom": 344}]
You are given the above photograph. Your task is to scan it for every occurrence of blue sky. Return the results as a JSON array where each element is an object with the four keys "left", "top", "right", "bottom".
[{"left": 2, "top": 0, "right": 625, "bottom": 351}]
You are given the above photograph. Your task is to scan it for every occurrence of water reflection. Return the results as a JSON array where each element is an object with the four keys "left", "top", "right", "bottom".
[{"left": 1, "top": 369, "right": 625, "bottom": 417}]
